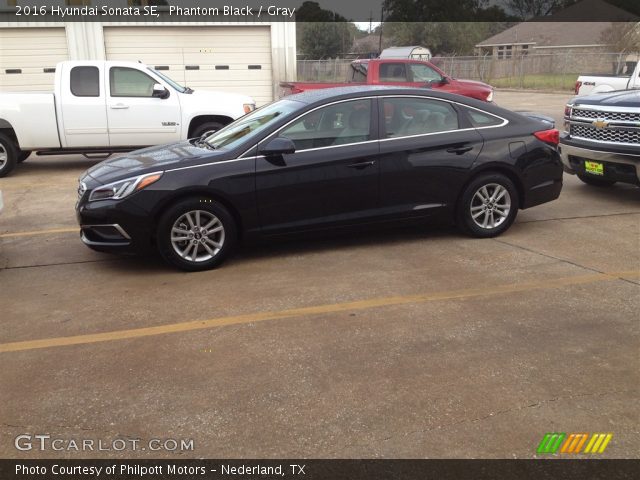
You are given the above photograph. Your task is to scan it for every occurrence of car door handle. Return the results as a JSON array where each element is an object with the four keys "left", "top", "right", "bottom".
[
  {"left": 446, "top": 146, "right": 473, "bottom": 155},
  {"left": 347, "top": 161, "right": 375, "bottom": 169},
  {"left": 110, "top": 104, "right": 130, "bottom": 110}
]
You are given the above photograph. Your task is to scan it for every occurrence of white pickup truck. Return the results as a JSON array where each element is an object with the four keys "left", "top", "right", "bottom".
[
  {"left": 574, "top": 56, "right": 640, "bottom": 96},
  {"left": 0, "top": 60, "right": 256, "bottom": 177}
]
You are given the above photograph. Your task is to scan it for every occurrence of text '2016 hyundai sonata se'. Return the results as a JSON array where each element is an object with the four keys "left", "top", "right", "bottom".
[{"left": 76, "top": 86, "right": 563, "bottom": 271}]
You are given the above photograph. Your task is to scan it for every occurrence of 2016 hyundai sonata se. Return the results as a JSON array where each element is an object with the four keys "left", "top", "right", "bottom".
[{"left": 76, "top": 86, "right": 563, "bottom": 271}]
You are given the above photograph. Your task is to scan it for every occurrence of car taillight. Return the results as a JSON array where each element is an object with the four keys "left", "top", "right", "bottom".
[
  {"left": 574, "top": 81, "right": 582, "bottom": 94},
  {"left": 534, "top": 129, "right": 559, "bottom": 146}
]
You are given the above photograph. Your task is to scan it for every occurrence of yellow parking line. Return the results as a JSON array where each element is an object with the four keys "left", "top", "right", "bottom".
[
  {"left": 0, "top": 227, "right": 77, "bottom": 239},
  {"left": 1, "top": 270, "right": 637, "bottom": 354}
]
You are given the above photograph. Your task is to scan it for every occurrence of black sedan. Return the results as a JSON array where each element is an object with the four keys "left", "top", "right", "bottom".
[{"left": 76, "top": 87, "right": 563, "bottom": 271}]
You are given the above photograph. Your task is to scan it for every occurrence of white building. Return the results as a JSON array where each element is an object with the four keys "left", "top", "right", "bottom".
[{"left": 0, "top": 1, "right": 296, "bottom": 105}]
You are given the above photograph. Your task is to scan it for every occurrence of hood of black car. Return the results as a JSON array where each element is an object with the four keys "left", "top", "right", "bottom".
[
  {"left": 571, "top": 89, "right": 640, "bottom": 108},
  {"left": 81, "top": 141, "right": 223, "bottom": 185}
]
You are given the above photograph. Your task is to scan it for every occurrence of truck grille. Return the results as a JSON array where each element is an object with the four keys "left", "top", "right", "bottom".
[
  {"left": 570, "top": 124, "right": 640, "bottom": 145},
  {"left": 572, "top": 108, "right": 640, "bottom": 123}
]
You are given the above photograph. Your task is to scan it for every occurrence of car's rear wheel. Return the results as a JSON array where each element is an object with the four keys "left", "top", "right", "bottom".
[
  {"left": 157, "top": 198, "right": 236, "bottom": 271},
  {"left": 457, "top": 173, "right": 519, "bottom": 238},
  {"left": 0, "top": 132, "right": 18, "bottom": 177},
  {"left": 577, "top": 173, "right": 616, "bottom": 187}
]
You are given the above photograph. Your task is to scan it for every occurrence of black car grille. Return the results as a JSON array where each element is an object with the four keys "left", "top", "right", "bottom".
[
  {"left": 572, "top": 108, "right": 640, "bottom": 123},
  {"left": 570, "top": 124, "right": 640, "bottom": 145}
]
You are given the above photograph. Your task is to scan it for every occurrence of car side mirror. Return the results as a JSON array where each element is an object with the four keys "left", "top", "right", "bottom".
[
  {"left": 152, "top": 83, "right": 169, "bottom": 99},
  {"left": 260, "top": 137, "right": 296, "bottom": 156},
  {"left": 440, "top": 76, "right": 450, "bottom": 85}
]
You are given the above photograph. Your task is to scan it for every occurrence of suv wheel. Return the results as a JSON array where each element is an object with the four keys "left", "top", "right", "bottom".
[{"left": 157, "top": 198, "right": 236, "bottom": 271}]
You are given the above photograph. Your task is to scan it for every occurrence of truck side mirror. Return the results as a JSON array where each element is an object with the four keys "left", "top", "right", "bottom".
[{"left": 152, "top": 83, "right": 169, "bottom": 99}]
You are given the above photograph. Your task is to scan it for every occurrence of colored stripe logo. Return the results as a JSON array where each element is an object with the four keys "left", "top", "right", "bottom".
[{"left": 537, "top": 433, "right": 612, "bottom": 454}]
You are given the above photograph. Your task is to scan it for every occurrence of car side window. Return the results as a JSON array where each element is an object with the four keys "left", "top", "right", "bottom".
[
  {"left": 466, "top": 109, "right": 503, "bottom": 127},
  {"left": 408, "top": 64, "right": 443, "bottom": 82},
  {"left": 70, "top": 66, "right": 100, "bottom": 97},
  {"left": 382, "top": 97, "right": 459, "bottom": 138},
  {"left": 110, "top": 67, "right": 157, "bottom": 97},
  {"left": 280, "top": 100, "right": 371, "bottom": 150},
  {"left": 379, "top": 63, "right": 408, "bottom": 82}
]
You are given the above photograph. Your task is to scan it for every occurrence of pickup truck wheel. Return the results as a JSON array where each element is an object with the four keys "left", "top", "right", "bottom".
[
  {"left": 157, "top": 198, "right": 237, "bottom": 271},
  {"left": 192, "top": 122, "right": 224, "bottom": 139},
  {"left": 0, "top": 133, "right": 18, "bottom": 178},
  {"left": 17, "top": 151, "right": 31, "bottom": 163},
  {"left": 577, "top": 173, "right": 616, "bottom": 187},
  {"left": 456, "top": 173, "right": 519, "bottom": 238}
]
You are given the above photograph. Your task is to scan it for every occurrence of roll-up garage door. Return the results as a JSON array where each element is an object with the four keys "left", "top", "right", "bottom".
[
  {"left": 0, "top": 27, "right": 69, "bottom": 91},
  {"left": 104, "top": 26, "right": 273, "bottom": 105}
]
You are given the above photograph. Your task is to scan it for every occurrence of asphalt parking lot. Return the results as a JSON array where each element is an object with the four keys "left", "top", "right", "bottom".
[{"left": 0, "top": 90, "right": 638, "bottom": 459}]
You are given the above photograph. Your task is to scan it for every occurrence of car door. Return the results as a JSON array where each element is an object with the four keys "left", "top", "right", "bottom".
[
  {"left": 255, "top": 98, "right": 380, "bottom": 234},
  {"left": 59, "top": 65, "right": 109, "bottom": 148},
  {"left": 377, "top": 96, "right": 484, "bottom": 218},
  {"left": 106, "top": 66, "right": 181, "bottom": 147}
]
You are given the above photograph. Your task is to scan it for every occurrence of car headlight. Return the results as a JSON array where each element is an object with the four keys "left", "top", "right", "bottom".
[
  {"left": 88, "top": 171, "right": 163, "bottom": 202},
  {"left": 243, "top": 103, "right": 256, "bottom": 114},
  {"left": 486, "top": 90, "right": 494, "bottom": 102}
]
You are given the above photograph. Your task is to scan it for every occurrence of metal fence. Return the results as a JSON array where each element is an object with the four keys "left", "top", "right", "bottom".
[{"left": 297, "top": 52, "right": 637, "bottom": 91}]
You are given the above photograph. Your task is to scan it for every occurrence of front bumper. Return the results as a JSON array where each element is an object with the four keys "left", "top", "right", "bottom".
[
  {"left": 558, "top": 140, "right": 640, "bottom": 186},
  {"left": 76, "top": 195, "right": 156, "bottom": 254}
]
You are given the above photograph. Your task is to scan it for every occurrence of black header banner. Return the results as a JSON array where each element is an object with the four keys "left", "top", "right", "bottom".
[
  {"left": 0, "top": 459, "right": 639, "bottom": 480},
  {"left": 0, "top": 0, "right": 638, "bottom": 23}
]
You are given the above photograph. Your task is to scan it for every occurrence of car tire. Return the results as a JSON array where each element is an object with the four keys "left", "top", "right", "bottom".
[
  {"left": 0, "top": 132, "right": 18, "bottom": 178},
  {"left": 157, "top": 198, "right": 237, "bottom": 271},
  {"left": 17, "top": 150, "right": 31, "bottom": 163},
  {"left": 191, "top": 122, "right": 225, "bottom": 139},
  {"left": 577, "top": 173, "right": 616, "bottom": 187},
  {"left": 457, "top": 173, "right": 519, "bottom": 238}
]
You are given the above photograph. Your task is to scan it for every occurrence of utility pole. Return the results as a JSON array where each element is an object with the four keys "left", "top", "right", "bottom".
[{"left": 378, "top": 4, "right": 384, "bottom": 55}]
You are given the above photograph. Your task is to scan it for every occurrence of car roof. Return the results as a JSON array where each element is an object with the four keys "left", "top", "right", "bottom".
[{"left": 286, "top": 86, "right": 493, "bottom": 111}]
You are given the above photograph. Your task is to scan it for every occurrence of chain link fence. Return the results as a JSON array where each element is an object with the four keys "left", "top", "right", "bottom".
[{"left": 297, "top": 52, "right": 637, "bottom": 91}]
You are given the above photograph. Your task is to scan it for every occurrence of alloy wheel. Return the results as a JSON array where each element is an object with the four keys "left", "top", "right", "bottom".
[
  {"left": 170, "top": 210, "right": 225, "bottom": 262},
  {"left": 469, "top": 183, "right": 511, "bottom": 229}
]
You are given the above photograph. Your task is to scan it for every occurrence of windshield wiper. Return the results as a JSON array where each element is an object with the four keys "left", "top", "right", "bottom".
[{"left": 194, "top": 134, "right": 216, "bottom": 150}]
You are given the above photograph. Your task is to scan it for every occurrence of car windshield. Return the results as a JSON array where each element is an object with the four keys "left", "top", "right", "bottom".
[
  {"left": 202, "top": 100, "right": 302, "bottom": 150},
  {"left": 148, "top": 68, "right": 188, "bottom": 93}
]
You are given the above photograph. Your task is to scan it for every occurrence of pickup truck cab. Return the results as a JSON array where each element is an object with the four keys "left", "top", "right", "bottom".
[
  {"left": 574, "top": 57, "right": 640, "bottom": 96},
  {"left": 280, "top": 58, "right": 494, "bottom": 102},
  {"left": 0, "top": 60, "right": 255, "bottom": 177}
]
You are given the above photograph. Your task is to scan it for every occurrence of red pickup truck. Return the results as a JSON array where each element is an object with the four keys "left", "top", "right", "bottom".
[{"left": 281, "top": 58, "right": 494, "bottom": 102}]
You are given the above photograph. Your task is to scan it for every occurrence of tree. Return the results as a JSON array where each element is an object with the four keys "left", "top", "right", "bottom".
[
  {"left": 295, "top": 2, "right": 361, "bottom": 58},
  {"left": 601, "top": 22, "right": 640, "bottom": 54},
  {"left": 382, "top": 0, "right": 509, "bottom": 21},
  {"left": 503, "top": 0, "right": 579, "bottom": 19}
]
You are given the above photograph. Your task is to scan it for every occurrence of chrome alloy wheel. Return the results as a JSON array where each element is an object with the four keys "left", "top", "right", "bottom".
[
  {"left": 469, "top": 183, "right": 511, "bottom": 229},
  {"left": 170, "top": 210, "right": 225, "bottom": 262},
  {"left": 0, "top": 144, "right": 7, "bottom": 169}
]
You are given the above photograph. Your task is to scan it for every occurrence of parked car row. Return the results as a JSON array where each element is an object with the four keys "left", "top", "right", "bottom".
[{"left": 2, "top": 56, "right": 637, "bottom": 272}]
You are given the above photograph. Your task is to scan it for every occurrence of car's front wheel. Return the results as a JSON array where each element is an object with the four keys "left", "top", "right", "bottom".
[
  {"left": 577, "top": 173, "right": 616, "bottom": 187},
  {"left": 157, "top": 198, "right": 236, "bottom": 271},
  {"left": 457, "top": 173, "right": 519, "bottom": 238}
]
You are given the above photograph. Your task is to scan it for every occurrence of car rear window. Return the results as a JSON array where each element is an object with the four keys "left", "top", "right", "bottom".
[{"left": 466, "top": 109, "right": 504, "bottom": 127}]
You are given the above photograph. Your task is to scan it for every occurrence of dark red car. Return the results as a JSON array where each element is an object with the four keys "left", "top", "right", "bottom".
[{"left": 281, "top": 58, "right": 494, "bottom": 102}]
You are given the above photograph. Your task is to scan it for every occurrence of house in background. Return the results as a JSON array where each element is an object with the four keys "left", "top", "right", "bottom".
[{"left": 475, "top": 0, "right": 636, "bottom": 58}]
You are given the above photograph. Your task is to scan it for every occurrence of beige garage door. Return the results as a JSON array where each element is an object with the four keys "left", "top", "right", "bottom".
[
  {"left": 0, "top": 27, "right": 69, "bottom": 91},
  {"left": 104, "top": 26, "right": 273, "bottom": 105}
]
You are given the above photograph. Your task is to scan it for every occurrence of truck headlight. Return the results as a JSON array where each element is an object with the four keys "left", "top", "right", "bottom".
[{"left": 89, "top": 172, "right": 163, "bottom": 202}]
